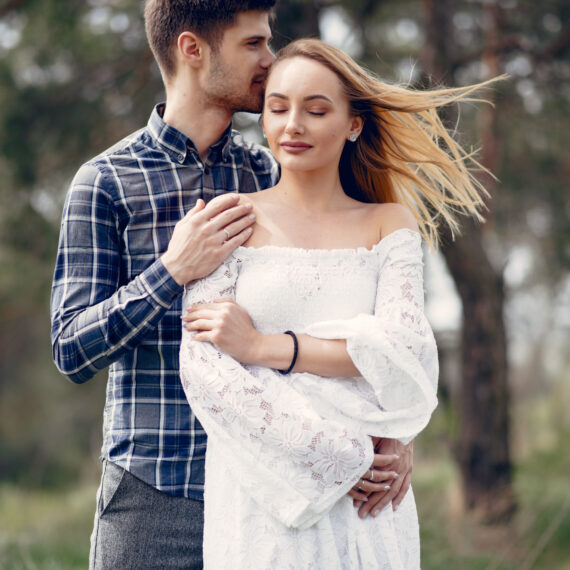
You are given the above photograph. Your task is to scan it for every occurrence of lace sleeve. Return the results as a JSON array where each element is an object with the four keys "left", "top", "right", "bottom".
[
  {"left": 179, "top": 256, "right": 374, "bottom": 529},
  {"left": 304, "top": 229, "right": 439, "bottom": 443}
]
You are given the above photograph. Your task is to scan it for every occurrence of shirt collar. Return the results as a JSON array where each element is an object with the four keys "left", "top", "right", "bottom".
[{"left": 148, "top": 104, "right": 234, "bottom": 164}]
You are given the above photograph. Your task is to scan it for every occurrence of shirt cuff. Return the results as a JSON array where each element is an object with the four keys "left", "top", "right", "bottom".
[{"left": 139, "top": 258, "right": 184, "bottom": 308}]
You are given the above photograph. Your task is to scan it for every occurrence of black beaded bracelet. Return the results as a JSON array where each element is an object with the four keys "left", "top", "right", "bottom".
[{"left": 278, "top": 330, "right": 298, "bottom": 375}]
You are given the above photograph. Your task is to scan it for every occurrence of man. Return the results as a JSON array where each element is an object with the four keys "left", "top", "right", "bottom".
[{"left": 51, "top": 1, "right": 412, "bottom": 568}]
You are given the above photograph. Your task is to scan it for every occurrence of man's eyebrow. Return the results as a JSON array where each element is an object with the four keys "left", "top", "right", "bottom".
[
  {"left": 266, "top": 93, "right": 333, "bottom": 103},
  {"left": 244, "top": 35, "right": 272, "bottom": 42}
]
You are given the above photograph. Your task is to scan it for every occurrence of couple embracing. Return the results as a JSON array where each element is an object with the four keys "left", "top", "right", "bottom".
[{"left": 51, "top": 1, "right": 490, "bottom": 568}]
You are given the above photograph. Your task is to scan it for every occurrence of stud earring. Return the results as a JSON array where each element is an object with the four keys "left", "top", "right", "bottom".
[{"left": 349, "top": 134, "right": 358, "bottom": 142}]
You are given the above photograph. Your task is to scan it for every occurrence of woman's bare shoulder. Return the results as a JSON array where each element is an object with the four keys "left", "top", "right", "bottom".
[
  {"left": 367, "top": 202, "right": 419, "bottom": 239},
  {"left": 238, "top": 188, "right": 277, "bottom": 205}
]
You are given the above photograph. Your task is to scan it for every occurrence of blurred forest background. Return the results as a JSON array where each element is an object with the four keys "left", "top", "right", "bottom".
[{"left": 0, "top": 0, "right": 568, "bottom": 568}]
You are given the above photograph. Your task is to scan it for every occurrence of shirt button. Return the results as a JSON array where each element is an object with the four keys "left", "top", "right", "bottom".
[{"left": 178, "top": 154, "right": 184, "bottom": 162}]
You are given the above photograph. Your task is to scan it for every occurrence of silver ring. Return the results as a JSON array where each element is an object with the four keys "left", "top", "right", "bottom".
[
  {"left": 369, "top": 469, "right": 374, "bottom": 482},
  {"left": 223, "top": 229, "right": 230, "bottom": 241}
]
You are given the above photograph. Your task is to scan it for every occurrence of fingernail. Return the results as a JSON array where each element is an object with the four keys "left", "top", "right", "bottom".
[
  {"left": 372, "top": 509, "right": 380, "bottom": 517},
  {"left": 393, "top": 473, "right": 399, "bottom": 479},
  {"left": 249, "top": 214, "right": 256, "bottom": 220},
  {"left": 245, "top": 202, "right": 253, "bottom": 209},
  {"left": 384, "top": 485, "right": 391, "bottom": 491}
]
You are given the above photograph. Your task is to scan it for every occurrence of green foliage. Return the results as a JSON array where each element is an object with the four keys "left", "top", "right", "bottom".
[
  {"left": 0, "top": 484, "right": 96, "bottom": 569},
  {"left": 1, "top": 430, "right": 569, "bottom": 569},
  {"left": 0, "top": 0, "right": 567, "bottom": 542}
]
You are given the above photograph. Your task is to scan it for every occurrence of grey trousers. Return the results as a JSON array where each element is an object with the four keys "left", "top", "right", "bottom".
[{"left": 89, "top": 460, "right": 204, "bottom": 569}]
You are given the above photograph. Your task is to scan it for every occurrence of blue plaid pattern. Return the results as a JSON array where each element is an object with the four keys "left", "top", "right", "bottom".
[{"left": 51, "top": 105, "right": 279, "bottom": 498}]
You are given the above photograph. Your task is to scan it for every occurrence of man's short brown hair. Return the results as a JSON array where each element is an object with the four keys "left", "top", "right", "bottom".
[{"left": 144, "top": 0, "right": 276, "bottom": 78}]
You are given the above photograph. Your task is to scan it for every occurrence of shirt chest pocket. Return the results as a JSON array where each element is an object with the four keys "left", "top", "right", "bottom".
[{"left": 123, "top": 207, "right": 177, "bottom": 274}]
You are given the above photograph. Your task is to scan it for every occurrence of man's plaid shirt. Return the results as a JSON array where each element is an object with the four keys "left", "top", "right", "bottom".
[{"left": 51, "top": 105, "right": 278, "bottom": 498}]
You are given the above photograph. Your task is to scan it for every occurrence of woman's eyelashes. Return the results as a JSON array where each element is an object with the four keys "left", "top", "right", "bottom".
[{"left": 267, "top": 107, "right": 328, "bottom": 116}]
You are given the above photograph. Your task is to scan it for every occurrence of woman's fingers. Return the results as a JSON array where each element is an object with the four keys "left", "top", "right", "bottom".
[
  {"left": 366, "top": 469, "right": 399, "bottom": 483},
  {"left": 184, "top": 318, "right": 215, "bottom": 332},
  {"left": 182, "top": 301, "right": 235, "bottom": 328},
  {"left": 351, "top": 478, "right": 394, "bottom": 495}
]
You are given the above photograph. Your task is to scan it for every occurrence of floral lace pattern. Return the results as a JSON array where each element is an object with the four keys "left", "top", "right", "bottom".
[{"left": 179, "top": 228, "right": 437, "bottom": 568}]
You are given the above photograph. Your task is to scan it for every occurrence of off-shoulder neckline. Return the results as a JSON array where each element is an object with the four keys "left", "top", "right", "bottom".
[{"left": 234, "top": 228, "right": 420, "bottom": 257}]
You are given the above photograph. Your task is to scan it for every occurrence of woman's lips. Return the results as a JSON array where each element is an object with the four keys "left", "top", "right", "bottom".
[{"left": 280, "top": 141, "right": 312, "bottom": 154}]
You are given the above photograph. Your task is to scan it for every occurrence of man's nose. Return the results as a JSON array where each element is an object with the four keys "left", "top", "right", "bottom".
[{"left": 260, "top": 45, "right": 275, "bottom": 69}]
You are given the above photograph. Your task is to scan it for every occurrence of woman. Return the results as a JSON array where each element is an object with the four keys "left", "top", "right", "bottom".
[{"left": 180, "top": 39, "right": 493, "bottom": 568}]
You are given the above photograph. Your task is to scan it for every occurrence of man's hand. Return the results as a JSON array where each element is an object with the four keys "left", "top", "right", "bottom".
[
  {"left": 162, "top": 194, "right": 255, "bottom": 285},
  {"left": 351, "top": 438, "right": 414, "bottom": 519}
]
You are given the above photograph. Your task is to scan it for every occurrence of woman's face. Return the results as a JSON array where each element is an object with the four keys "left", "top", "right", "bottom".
[{"left": 262, "top": 56, "right": 361, "bottom": 174}]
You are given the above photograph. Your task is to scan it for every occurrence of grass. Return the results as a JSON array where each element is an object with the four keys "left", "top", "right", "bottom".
[
  {"left": 0, "top": 484, "right": 96, "bottom": 570},
  {"left": 1, "top": 409, "right": 568, "bottom": 569},
  {"left": 1, "top": 453, "right": 568, "bottom": 570}
]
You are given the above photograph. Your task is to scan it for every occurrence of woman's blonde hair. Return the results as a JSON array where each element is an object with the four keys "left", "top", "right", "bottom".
[{"left": 272, "top": 38, "right": 501, "bottom": 247}]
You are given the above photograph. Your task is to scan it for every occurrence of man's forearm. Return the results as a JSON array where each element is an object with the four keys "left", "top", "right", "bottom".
[{"left": 51, "top": 258, "right": 182, "bottom": 383}]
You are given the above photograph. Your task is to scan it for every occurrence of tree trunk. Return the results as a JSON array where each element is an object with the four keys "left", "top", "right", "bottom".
[{"left": 421, "top": 0, "right": 515, "bottom": 522}]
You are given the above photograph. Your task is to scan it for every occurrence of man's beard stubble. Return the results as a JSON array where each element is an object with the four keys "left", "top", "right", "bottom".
[{"left": 206, "top": 56, "right": 265, "bottom": 114}]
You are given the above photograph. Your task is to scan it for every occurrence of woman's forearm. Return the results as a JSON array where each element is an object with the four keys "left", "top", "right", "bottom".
[{"left": 253, "top": 333, "right": 361, "bottom": 377}]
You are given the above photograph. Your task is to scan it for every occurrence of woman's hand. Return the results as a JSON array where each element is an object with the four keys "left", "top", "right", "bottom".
[
  {"left": 348, "top": 437, "right": 414, "bottom": 518},
  {"left": 347, "top": 448, "right": 401, "bottom": 506},
  {"left": 182, "top": 298, "right": 261, "bottom": 364}
]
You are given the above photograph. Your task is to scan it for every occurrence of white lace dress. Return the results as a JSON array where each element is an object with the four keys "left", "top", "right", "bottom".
[{"left": 179, "top": 228, "right": 438, "bottom": 569}]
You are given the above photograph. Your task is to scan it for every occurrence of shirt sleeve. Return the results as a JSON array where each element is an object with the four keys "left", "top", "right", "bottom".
[
  {"left": 50, "top": 162, "right": 183, "bottom": 384},
  {"left": 179, "top": 257, "right": 374, "bottom": 529},
  {"left": 303, "top": 229, "right": 439, "bottom": 444}
]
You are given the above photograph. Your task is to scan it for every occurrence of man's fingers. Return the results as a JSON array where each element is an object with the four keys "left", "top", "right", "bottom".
[
  {"left": 347, "top": 488, "right": 368, "bottom": 502},
  {"left": 220, "top": 226, "right": 253, "bottom": 252},
  {"left": 179, "top": 198, "right": 206, "bottom": 221},
  {"left": 192, "top": 194, "right": 254, "bottom": 230},
  {"left": 213, "top": 204, "right": 255, "bottom": 232},
  {"left": 221, "top": 210, "right": 256, "bottom": 239},
  {"left": 371, "top": 453, "right": 400, "bottom": 468},
  {"left": 391, "top": 469, "right": 411, "bottom": 511},
  {"left": 358, "top": 490, "right": 391, "bottom": 519},
  {"left": 199, "top": 193, "right": 241, "bottom": 219}
]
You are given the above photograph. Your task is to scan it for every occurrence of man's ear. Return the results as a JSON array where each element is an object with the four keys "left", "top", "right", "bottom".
[{"left": 177, "top": 31, "right": 204, "bottom": 69}]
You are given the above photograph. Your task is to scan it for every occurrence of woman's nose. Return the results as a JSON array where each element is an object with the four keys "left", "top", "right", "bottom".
[{"left": 285, "top": 112, "right": 304, "bottom": 135}]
